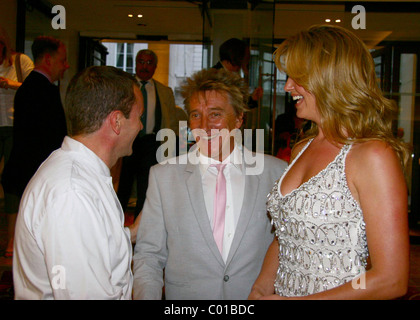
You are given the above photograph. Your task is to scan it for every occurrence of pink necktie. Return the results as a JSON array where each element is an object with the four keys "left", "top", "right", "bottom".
[{"left": 213, "top": 163, "right": 227, "bottom": 254}]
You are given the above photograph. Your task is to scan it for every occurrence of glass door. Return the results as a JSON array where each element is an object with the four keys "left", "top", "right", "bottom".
[
  {"left": 392, "top": 45, "right": 420, "bottom": 229},
  {"left": 247, "top": 1, "right": 276, "bottom": 154},
  {"left": 374, "top": 43, "right": 420, "bottom": 229},
  {"left": 201, "top": 0, "right": 212, "bottom": 70}
]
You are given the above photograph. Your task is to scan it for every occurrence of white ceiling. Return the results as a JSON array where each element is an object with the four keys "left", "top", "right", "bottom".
[{"left": 48, "top": 0, "right": 420, "bottom": 47}]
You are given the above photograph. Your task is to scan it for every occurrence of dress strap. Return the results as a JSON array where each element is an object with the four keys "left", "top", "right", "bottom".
[
  {"left": 340, "top": 143, "right": 352, "bottom": 161},
  {"left": 334, "top": 143, "right": 353, "bottom": 175},
  {"left": 276, "top": 138, "right": 313, "bottom": 197},
  {"left": 288, "top": 138, "right": 313, "bottom": 168}
]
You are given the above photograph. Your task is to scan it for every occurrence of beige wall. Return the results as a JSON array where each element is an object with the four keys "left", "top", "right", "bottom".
[
  {"left": 0, "top": 0, "right": 17, "bottom": 50},
  {"left": 148, "top": 43, "right": 170, "bottom": 87}
]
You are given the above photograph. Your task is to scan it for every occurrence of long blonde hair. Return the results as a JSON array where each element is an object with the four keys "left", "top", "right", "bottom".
[{"left": 274, "top": 24, "right": 410, "bottom": 167}]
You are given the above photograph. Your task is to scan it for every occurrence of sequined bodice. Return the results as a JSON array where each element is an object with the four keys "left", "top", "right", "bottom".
[{"left": 267, "top": 139, "right": 369, "bottom": 297}]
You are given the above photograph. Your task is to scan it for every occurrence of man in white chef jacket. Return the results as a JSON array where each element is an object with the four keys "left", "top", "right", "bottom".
[{"left": 13, "top": 66, "right": 143, "bottom": 299}]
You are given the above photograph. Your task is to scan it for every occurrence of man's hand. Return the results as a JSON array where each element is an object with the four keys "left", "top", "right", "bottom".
[
  {"left": 128, "top": 212, "right": 142, "bottom": 243},
  {"left": 251, "top": 87, "right": 263, "bottom": 101}
]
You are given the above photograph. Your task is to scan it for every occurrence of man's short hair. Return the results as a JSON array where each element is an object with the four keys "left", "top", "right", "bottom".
[
  {"left": 219, "top": 38, "right": 247, "bottom": 67},
  {"left": 64, "top": 66, "right": 139, "bottom": 136},
  {"left": 31, "top": 36, "right": 63, "bottom": 63},
  {"left": 181, "top": 68, "right": 249, "bottom": 116}
]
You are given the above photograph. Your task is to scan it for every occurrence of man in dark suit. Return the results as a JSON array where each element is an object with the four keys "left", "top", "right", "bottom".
[
  {"left": 117, "top": 49, "right": 180, "bottom": 218},
  {"left": 212, "top": 38, "right": 248, "bottom": 73},
  {"left": 2, "top": 36, "right": 69, "bottom": 255},
  {"left": 212, "top": 38, "right": 262, "bottom": 109}
]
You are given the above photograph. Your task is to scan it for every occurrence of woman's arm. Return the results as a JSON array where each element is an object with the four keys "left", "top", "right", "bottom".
[
  {"left": 248, "top": 238, "right": 280, "bottom": 299},
  {"left": 261, "top": 140, "right": 409, "bottom": 300},
  {"left": 0, "top": 76, "right": 22, "bottom": 90},
  {"left": 0, "top": 54, "right": 34, "bottom": 90},
  {"left": 340, "top": 140, "right": 410, "bottom": 299}
]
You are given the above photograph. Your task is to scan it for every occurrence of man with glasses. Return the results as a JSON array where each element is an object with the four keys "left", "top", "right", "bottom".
[{"left": 117, "top": 49, "right": 180, "bottom": 219}]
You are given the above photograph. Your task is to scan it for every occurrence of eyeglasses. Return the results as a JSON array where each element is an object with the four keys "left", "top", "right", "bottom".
[{"left": 137, "top": 60, "right": 155, "bottom": 66}]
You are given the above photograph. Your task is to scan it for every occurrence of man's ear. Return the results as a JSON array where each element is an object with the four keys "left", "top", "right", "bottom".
[
  {"left": 109, "top": 110, "right": 122, "bottom": 135},
  {"left": 43, "top": 53, "right": 53, "bottom": 67},
  {"left": 235, "top": 112, "right": 244, "bottom": 129}
]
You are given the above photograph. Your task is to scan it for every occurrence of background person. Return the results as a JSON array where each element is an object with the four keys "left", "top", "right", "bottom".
[
  {"left": 2, "top": 35, "right": 67, "bottom": 258},
  {"left": 274, "top": 101, "right": 305, "bottom": 163},
  {"left": 0, "top": 26, "right": 34, "bottom": 258},
  {"left": 212, "top": 38, "right": 262, "bottom": 109},
  {"left": 117, "top": 49, "right": 180, "bottom": 219}
]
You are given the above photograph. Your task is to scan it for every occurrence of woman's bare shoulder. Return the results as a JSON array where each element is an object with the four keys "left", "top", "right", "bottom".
[
  {"left": 349, "top": 140, "right": 399, "bottom": 165},
  {"left": 347, "top": 139, "right": 403, "bottom": 183},
  {"left": 289, "top": 139, "right": 310, "bottom": 162}
]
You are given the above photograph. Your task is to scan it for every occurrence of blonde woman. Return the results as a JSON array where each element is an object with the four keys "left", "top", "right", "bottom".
[{"left": 249, "top": 25, "right": 410, "bottom": 300}]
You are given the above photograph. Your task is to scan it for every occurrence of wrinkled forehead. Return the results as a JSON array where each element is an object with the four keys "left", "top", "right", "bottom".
[
  {"left": 187, "top": 89, "right": 241, "bottom": 118},
  {"left": 195, "top": 89, "right": 228, "bottom": 100},
  {"left": 136, "top": 53, "right": 156, "bottom": 63},
  {"left": 189, "top": 90, "right": 230, "bottom": 108}
]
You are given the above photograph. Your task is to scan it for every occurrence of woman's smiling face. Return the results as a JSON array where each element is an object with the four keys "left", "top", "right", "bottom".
[{"left": 284, "top": 77, "right": 319, "bottom": 123}]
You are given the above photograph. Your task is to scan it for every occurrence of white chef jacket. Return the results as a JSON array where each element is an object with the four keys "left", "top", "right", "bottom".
[{"left": 13, "top": 137, "right": 133, "bottom": 300}]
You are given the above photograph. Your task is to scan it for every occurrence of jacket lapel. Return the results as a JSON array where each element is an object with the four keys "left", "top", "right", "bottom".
[
  {"left": 152, "top": 79, "right": 162, "bottom": 133},
  {"left": 225, "top": 169, "right": 260, "bottom": 267},
  {"left": 185, "top": 160, "right": 225, "bottom": 267}
]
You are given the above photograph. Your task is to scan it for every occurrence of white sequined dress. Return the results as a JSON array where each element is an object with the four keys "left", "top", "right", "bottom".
[{"left": 267, "top": 139, "right": 369, "bottom": 297}]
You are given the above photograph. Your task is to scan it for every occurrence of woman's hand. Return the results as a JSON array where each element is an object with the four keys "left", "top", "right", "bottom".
[{"left": 0, "top": 76, "right": 21, "bottom": 90}]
